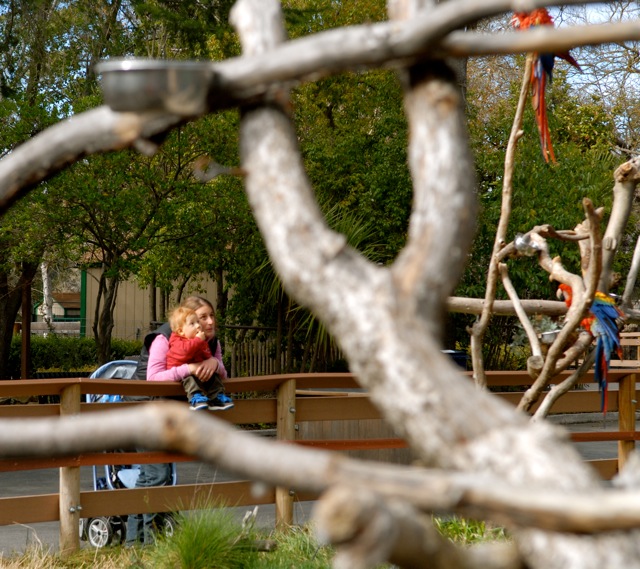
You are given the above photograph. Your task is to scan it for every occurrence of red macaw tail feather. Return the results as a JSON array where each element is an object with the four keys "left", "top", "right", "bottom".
[
  {"left": 513, "top": 9, "right": 581, "bottom": 164},
  {"left": 530, "top": 59, "right": 556, "bottom": 164},
  {"left": 557, "top": 52, "right": 582, "bottom": 72}
]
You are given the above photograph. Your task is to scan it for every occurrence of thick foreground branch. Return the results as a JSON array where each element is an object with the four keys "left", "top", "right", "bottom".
[
  {"left": 3, "top": 403, "right": 640, "bottom": 534},
  {"left": 0, "top": 108, "right": 183, "bottom": 212},
  {"left": 314, "top": 485, "right": 524, "bottom": 569}
]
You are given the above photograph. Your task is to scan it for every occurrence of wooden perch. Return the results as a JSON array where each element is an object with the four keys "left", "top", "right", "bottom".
[
  {"left": 533, "top": 349, "right": 595, "bottom": 420},
  {"left": 498, "top": 262, "right": 542, "bottom": 360},
  {"left": 518, "top": 199, "right": 602, "bottom": 414},
  {"left": 447, "top": 296, "right": 567, "bottom": 317},
  {"left": 469, "top": 54, "right": 532, "bottom": 388}
]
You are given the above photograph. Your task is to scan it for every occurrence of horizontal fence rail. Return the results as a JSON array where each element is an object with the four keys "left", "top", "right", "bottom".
[{"left": 0, "top": 369, "right": 638, "bottom": 554}]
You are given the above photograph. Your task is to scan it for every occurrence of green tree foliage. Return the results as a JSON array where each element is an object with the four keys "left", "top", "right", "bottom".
[
  {"left": 135, "top": 111, "right": 260, "bottom": 327},
  {"left": 0, "top": 1, "right": 251, "bottom": 366},
  {"left": 226, "top": 0, "right": 411, "bottom": 369},
  {"left": 0, "top": 0, "right": 90, "bottom": 377},
  {"left": 2, "top": 0, "right": 636, "bottom": 376},
  {"left": 130, "top": 0, "right": 238, "bottom": 59},
  {"left": 295, "top": 70, "right": 411, "bottom": 260},
  {"left": 48, "top": 112, "right": 251, "bottom": 362}
]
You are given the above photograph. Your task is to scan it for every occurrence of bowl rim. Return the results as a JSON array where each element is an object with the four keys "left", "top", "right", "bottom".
[{"left": 95, "top": 58, "right": 213, "bottom": 75}]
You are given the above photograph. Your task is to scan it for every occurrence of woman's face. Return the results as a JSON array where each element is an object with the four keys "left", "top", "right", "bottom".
[{"left": 195, "top": 305, "right": 216, "bottom": 339}]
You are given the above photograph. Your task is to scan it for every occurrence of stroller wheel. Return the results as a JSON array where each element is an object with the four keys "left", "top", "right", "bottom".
[
  {"left": 152, "top": 513, "right": 177, "bottom": 539},
  {"left": 86, "top": 516, "right": 114, "bottom": 548},
  {"left": 162, "top": 513, "right": 177, "bottom": 538}
]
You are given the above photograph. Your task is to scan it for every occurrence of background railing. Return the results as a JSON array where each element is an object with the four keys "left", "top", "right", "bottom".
[{"left": 0, "top": 369, "right": 638, "bottom": 554}]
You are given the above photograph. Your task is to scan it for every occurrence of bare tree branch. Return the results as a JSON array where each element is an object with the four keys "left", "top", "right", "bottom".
[
  {"left": 533, "top": 349, "right": 595, "bottom": 420},
  {"left": 600, "top": 156, "right": 640, "bottom": 292},
  {"left": 226, "top": 3, "right": 640, "bottom": 566},
  {"left": 216, "top": 2, "right": 639, "bottom": 102},
  {"left": 622, "top": 234, "right": 640, "bottom": 311},
  {"left": 518, "top": 200, "right": 602, "bottom": 413},
  {"left": 499, "top": 262, "right": 542, "bottom": 359},
  {"left": 391, "top": 58, "right": 477, "bottom": 340},
  {"left": 0, "top": 108, "right": 183, "bottom": 211},
  {"left": 469, "top": 55, "right": 531, "bottom": 388},
  {"left": 447, "top": 296, "right": 567, "bottom": 316},
  {"left": 442, "top": 20, "right": 640, "bottom": 59}
]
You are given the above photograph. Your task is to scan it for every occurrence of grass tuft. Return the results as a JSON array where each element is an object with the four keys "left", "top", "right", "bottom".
[
  {"left": 434, "top": 516, "right": 508, "bottom": 544},
  {"left": 147, "top": 507, "right": 259, "bottom": 569}
]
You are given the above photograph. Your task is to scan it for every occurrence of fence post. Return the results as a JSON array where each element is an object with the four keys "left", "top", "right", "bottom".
[
  {"left": 618, "top": 373, "right": 636, "bottom": 471},
  {"left": 59, "top": 382, "right": 82, "bottom": 555},
  {"left": 275, "top": 378, "right": 296, "bottom": 528}
]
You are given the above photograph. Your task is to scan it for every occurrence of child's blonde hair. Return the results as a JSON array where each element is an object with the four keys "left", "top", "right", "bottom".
[{"left": 169, "top": 306, "right": 197, "bottom": 332}]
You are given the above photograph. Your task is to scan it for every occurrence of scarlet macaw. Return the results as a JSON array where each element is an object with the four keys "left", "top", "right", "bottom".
[
  {"left": 511, "top": 9, "right": 582, "bottom": 163},
  {"left": 557, "top": 283, "right": 623, "bottom": 414}
]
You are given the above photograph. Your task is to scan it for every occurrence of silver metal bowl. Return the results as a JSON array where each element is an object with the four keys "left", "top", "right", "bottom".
[
  {"left": 540, "top": 330, "right": 560, "bottom": 344},
  {"left": 95, "top": 59, "right": 214, "bottom": 116}
]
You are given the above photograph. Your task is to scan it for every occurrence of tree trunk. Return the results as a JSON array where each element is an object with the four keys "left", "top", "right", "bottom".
[
  {"left": 39, "top": 261, "right": 53, "bottom": 327},
  {"left": 92, "top": 267, "right": 119, "bottom": 365},
  {"left": 0, "top": 262, "right": 38, "bottom": 379}
]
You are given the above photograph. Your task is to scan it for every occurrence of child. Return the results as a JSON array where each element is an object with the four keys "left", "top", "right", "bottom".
[{"left": 167, "top": 306, "right": 234, "bottom": 411}]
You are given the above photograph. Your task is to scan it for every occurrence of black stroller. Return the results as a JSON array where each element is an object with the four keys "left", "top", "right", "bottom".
[{"left": 79, "top": 360, "right": 177, "bottom": 548}]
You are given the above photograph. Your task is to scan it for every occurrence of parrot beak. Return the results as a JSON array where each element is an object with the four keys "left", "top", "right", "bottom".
[{"left": 556, "top": 288, "right": 565, "bottom": 301}]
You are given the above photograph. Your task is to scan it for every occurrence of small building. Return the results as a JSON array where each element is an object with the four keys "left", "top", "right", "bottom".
[
  {"left": 31, "top": 292, "right": 82, "bottom": 336},
  {"left": 82, "top": 269, "right": 219, "bottom": 341},
  {"left": 29, "top": 272, "right": 219, "bottom": 341},
  {"left": 33, "top": 292, "right": 81, "bottom": 322}
]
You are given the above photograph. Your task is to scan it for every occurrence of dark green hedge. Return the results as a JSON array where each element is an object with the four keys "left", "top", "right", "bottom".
[{"left": 8, "top": 336, "right": 143, "bottom": 378}]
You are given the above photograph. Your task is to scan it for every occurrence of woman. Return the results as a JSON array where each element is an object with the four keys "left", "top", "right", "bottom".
[
  {"left": 125, "top": 295, "right": 232, "bottom": 547},
  {"left": 135, "top": 295, "right": 233, "bottom": 409}
]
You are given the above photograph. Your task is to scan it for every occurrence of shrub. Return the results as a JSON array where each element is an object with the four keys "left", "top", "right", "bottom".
[{"left": 7, "top": 335, "right": 142, "bottom": 378}]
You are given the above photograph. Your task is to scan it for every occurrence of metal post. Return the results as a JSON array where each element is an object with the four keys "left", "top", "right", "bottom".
[
  {"left": 275, "top": 378, "right": 296, "bottom": 528},
  {"left": 59, "top": 383, "right": 81, "bottom": 555}
]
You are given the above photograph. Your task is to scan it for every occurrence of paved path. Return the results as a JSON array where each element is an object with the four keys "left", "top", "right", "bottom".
[{"left": 0, "top": 415, "right": 630, "bottom": 557}]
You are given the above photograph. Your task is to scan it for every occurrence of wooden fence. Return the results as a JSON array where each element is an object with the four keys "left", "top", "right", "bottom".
[
  {"left": 229, "top": 338, "right": 284, "bottom": 377},
  {"left": 0, "top": 369, "right": 638, "bottom": 555},
  {"left": 227, "top": 338, "right": 345, "bottom": 377}
]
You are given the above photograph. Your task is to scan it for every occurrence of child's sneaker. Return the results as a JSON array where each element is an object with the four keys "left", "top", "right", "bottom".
[
  {"left": 208, "top": 393, "right": 234, "bottom": 411},
  {"left": 189, "top": 393, "right": 209, "bottom": 411}
]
